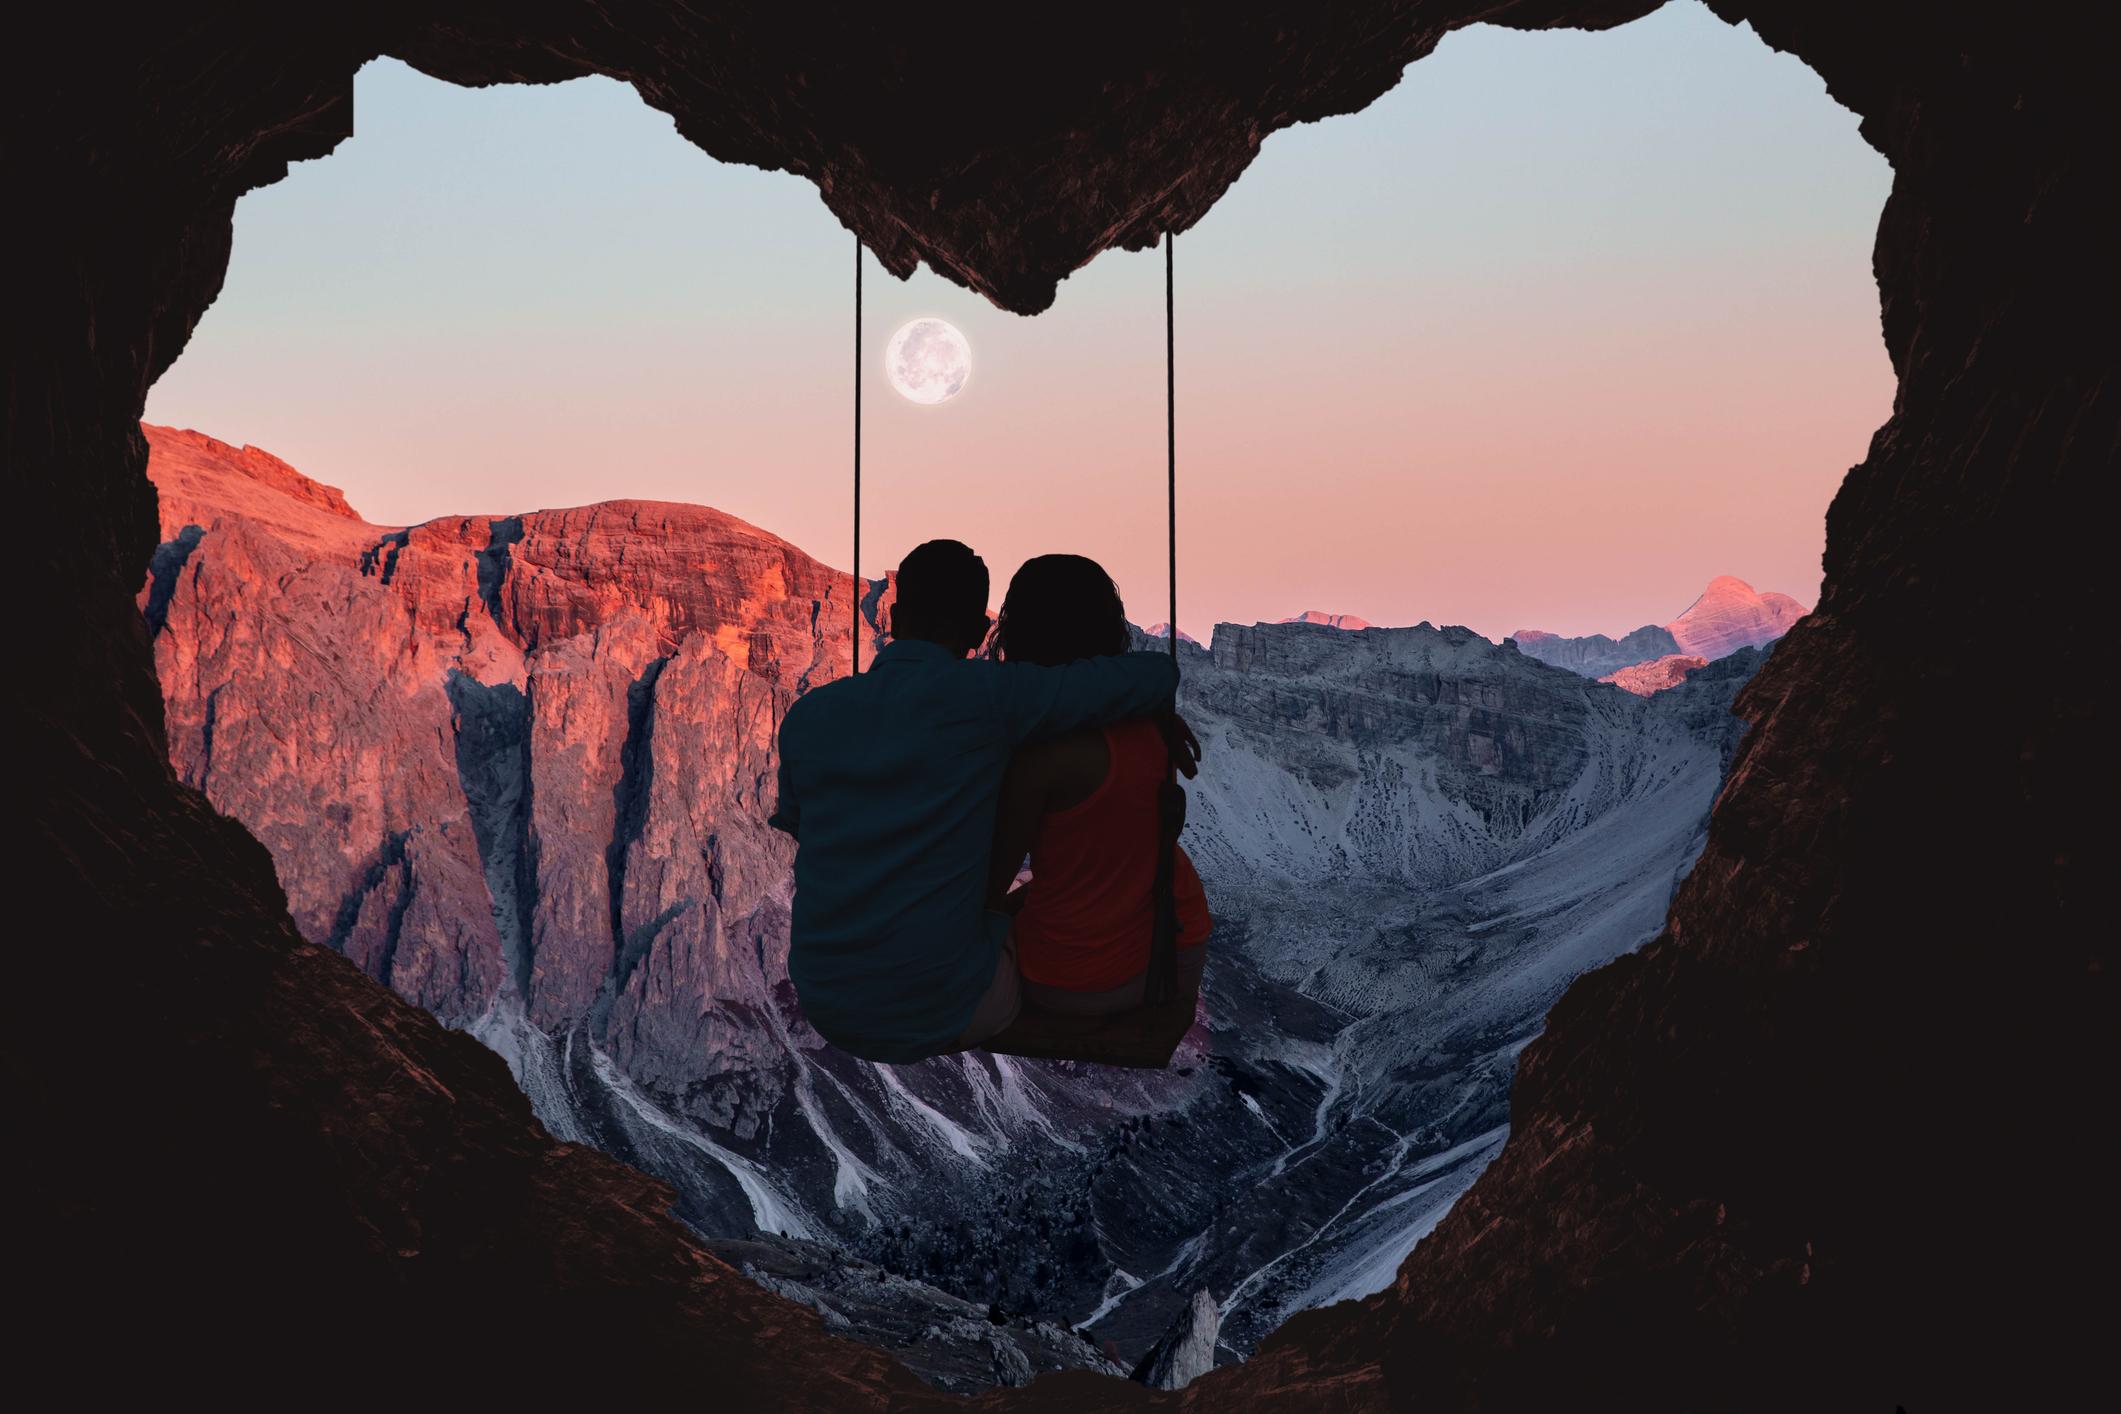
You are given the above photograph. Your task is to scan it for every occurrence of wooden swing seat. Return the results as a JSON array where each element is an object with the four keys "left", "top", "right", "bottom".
[{"left": 978, "top": 992, "right": 1197, "bottom": 1070}]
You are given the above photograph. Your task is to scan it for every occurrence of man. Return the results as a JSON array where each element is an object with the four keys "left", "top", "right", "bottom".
[{"left": 768, "top": 539, "right": 1188, "bottom": 1063}]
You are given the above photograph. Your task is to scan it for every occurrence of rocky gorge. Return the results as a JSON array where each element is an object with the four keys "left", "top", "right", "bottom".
[{"left": 141, "top": 420, "right": 1768, "bottom": 1382}]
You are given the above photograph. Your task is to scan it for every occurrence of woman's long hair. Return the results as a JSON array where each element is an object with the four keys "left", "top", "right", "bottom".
[{"left": 993, "top": 554, "right": 1131, "bottom": 666}]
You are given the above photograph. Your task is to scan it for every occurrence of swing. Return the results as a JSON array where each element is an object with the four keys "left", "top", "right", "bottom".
[{"left": 848, "top": 234, "right": 1199, "bottom": 1070}]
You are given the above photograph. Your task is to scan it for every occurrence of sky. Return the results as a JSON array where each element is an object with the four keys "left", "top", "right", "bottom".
[{"left": 145, "top": 1, "right": 1893, "bottom": 642}]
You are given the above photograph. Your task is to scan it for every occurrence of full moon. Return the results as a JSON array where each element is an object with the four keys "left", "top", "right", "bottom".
[{"left": 884, "top": 318, "right": 971, "bottom": 405}]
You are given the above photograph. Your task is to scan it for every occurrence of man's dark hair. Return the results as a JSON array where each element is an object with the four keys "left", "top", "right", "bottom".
[
  {"left": 993, "top": 554, "right": 1131, "bottom": 666},
  {"left": 890, "top": 539, "right": 991, "bottom": 648}
]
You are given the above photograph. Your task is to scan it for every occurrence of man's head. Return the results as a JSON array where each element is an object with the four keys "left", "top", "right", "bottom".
[{"left": 888, "top": 539, "right": 991, "bottom": 656}]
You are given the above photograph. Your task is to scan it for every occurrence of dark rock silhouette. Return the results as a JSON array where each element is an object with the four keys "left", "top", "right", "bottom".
[{"left": 15, "top": 1, "right": 2111, "bottom": 1406}]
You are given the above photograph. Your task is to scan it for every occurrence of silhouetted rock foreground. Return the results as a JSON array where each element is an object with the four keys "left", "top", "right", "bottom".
[{"left": 15, "top": 1, "right": 2110, "bottom": 1407}]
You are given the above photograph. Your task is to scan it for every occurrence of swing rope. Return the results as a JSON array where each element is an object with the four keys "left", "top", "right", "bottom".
[
  {"left": 1165, "top": 232, "right": 1178, "bottom": 668},
  {"left": 853, "top": 236, "right": 863, "bottom": 673},
  {"left": 1144, "top": 230, "right": 1186, "bottom": 1008}
]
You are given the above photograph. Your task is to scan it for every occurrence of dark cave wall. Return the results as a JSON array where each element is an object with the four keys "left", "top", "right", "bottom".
[
  {"left": 1235, "top": 6, "right": 2114, "bottom": 1408},
  {"left": 10, "top": 1, "right": 2113, "bottom": 1405}
]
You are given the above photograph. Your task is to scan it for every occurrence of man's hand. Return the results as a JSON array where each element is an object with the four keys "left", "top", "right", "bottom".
[{"left": 1159, "top": 711, "right": 1202, "bottom": 779}]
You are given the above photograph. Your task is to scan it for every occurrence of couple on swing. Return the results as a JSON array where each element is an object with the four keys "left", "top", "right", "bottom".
[{"left": 769, "top": 539, "right": 1212, "bottom": 1064}]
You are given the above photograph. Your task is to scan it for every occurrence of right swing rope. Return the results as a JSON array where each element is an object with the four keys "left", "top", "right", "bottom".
[
  {"left": 1165, "top": 231, "right": 1178, "bottom": 670},
  {"left": 852, "top": 236, "right": 864, "bottom": 674},
  {"left": 1147, "top": 231, "right": 1186, "bottom": 1008}
]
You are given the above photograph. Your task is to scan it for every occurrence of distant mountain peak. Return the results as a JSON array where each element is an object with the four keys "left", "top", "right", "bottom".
[
  {"left": 1664, "top": 576, "right": 1809, "bottom": 660},
  {"left": 1600, "top": 654, "right": 1711, "bottom": 696},
  {"left": 1277, "top": 610, "right": 1372, "bottom": 631},
  {"left": 1511, "top": 575, "right": 1807, "bottom": 689},
  {"left": 1145, "top": 622, "right": 1201, "bottom": 647}
]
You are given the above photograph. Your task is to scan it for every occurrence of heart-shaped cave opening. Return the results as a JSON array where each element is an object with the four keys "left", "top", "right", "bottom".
[{"left": 135, "top": 1, "right": 1888, "bottom": 1395}]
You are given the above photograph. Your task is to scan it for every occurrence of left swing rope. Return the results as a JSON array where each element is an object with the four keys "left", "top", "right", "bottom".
[{"left": 852, "top": 236, "right": 864, "bottom": 673}]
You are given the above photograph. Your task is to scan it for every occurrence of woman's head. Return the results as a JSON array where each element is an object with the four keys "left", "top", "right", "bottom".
[{"left": 994, "top": 554, "right": 1131, "bottom": 666}]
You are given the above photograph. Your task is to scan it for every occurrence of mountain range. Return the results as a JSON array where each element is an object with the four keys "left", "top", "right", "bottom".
[
  {"left": 139, "top": 423, "right": 1772, "bottom": 1385},
  {"left": 1171, "top": 587, "right": 1805, "bottom": 697},
  {"left": 1510, "top": 576, "right": 1807, "bottom": 687}
]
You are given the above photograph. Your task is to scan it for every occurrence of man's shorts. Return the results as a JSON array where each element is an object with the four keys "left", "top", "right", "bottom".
[{"left": 945, "top": 926, "right": 1022, "bottom": 1051}]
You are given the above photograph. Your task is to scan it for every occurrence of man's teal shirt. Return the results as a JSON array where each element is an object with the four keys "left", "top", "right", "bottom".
[{"left": 768, "top": 640, "right": 1178, "bottom": 1063}]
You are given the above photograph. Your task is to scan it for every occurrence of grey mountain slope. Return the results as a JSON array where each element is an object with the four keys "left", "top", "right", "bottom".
[{"left": 1509, "top": 623, "right": 1683, "bottom": 677}]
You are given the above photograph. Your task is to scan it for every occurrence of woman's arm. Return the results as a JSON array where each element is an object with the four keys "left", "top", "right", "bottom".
[{"left": 986, "top": 747, "right": 1054, "bottom": 910}]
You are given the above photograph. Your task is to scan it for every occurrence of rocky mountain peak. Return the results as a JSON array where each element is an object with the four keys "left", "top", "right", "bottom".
[
  {"left": 1277, "top": 610, "right": 1373, "bottom": 630},
  {"left": 144, "top": 423, "right": 379, "bottom": 562},
  {"left": 1131, "top": 1289, "right": 1220, "bottom": 1390},
  {"left": 1513, "top": 575, "right": 1808, "bottom": 690},
  {"left": 1599, "top": 653, "right": 1710, "bottom": 696},
  {"left": 146, "top": 424, "right": 363, "bottom": 520},
  {"left": 1144, "top": 622, "right": 1201, "bottom": 646},
  {"left": 1664, "top": 575, "right": 1808, "bottom": 659},
  {"left": 138, "top": 425, "right": 874, "bottom": 1038}
]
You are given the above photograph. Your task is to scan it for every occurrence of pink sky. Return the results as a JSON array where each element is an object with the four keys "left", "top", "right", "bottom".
[{"left": 145, "top": 2, "right": 1892, "bottom": 641}]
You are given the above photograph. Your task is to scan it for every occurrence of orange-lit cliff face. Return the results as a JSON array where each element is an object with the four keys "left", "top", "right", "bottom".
[
  {"left": 142, "top": 423, "right": 874, "bottom": 1040},
  {"left": 145, "top": 424, "right": 871, "bottom": 673},
  {"left": 1277, "top": 610, "right": 1374, "bottom": 631},
  {"left": 1599, "top": 652, "right": 1711, "bottom": 695}
]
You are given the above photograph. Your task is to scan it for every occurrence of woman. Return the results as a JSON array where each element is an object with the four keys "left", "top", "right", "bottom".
[{"left": 986, "top": 554, "right": 1211, "bottom": 1015}]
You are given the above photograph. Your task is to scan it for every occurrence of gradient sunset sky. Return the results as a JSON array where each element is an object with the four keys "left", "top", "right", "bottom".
[{"left": 145, "top": 1, "right": 1893, "bottom": 642}]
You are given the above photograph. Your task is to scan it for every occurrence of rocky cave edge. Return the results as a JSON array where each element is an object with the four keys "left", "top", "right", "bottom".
[{"left": 13, "top": 2, "right": 2110, "bottom": 1407}]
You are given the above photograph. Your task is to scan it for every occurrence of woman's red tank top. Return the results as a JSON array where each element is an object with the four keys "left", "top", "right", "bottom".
[{"left": 1012, "top": 718, "right": 1212, "bottom": 991}]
